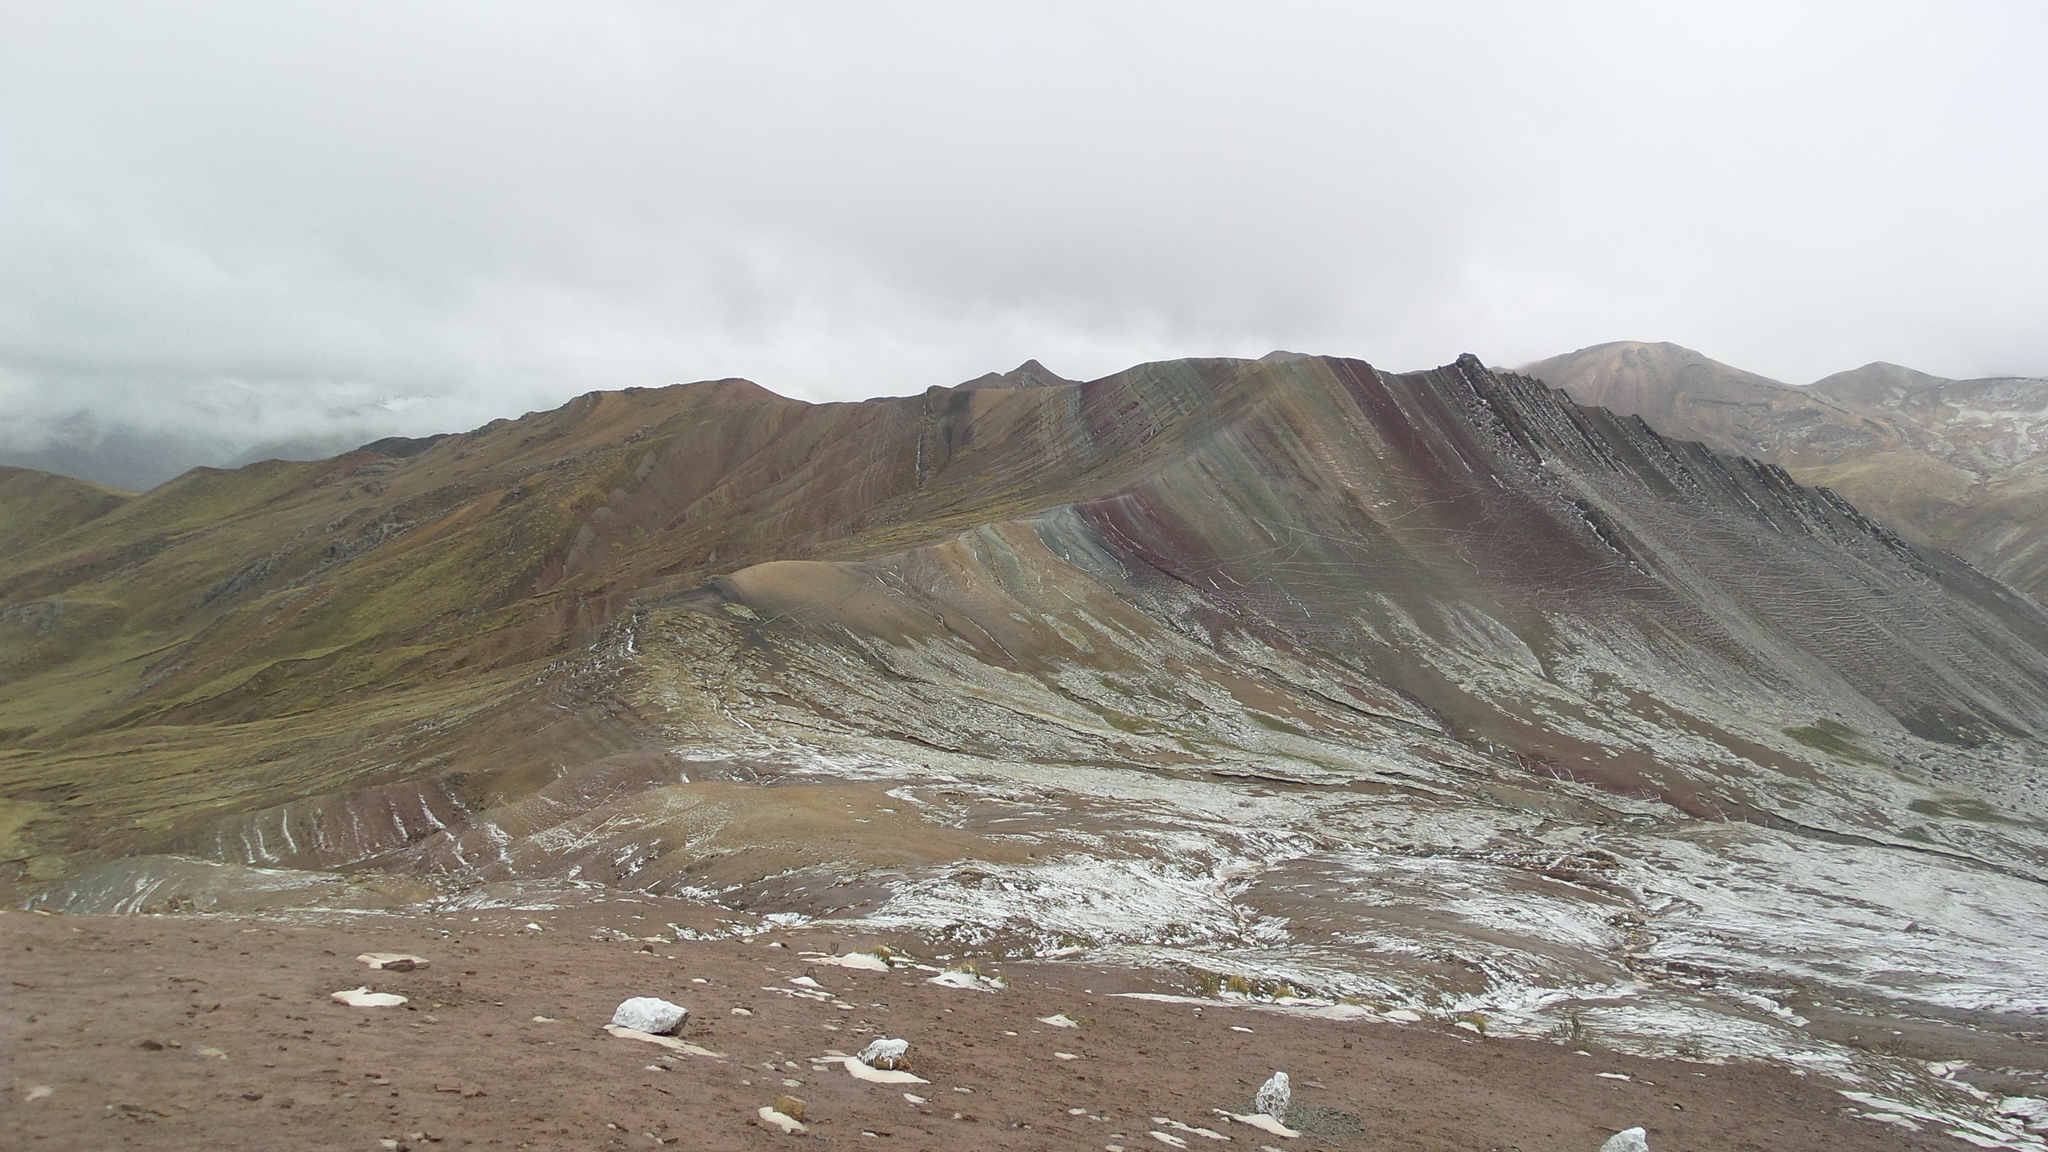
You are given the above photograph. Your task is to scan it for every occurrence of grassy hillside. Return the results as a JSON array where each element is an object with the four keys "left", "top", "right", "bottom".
[{"left": 0, "top": 364, "right": 1273, "bottom": 868}]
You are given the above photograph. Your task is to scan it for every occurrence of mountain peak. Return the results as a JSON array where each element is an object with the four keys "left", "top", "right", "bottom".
[
  {"left": 955, "top": 358, "right": 1074, "bottom": 391},
  {"left": 1807, "top": 361, "right": 1952, "bottom": 404},
  {"left": 1522, "top": 341, "right": 1791, "bottom": 394}
]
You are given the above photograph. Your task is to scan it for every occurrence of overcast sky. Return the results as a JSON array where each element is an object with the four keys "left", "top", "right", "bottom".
[{"left": 3, "top": 2, "right": 2045, "bottom": 468}]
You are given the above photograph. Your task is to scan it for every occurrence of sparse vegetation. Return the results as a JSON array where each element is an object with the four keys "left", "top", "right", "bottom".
[
  {"left": 1783, "top": 720, "right": 1879, "bottom": 764},
  {"left": 1190, "top": 969, "right": 1303, "bottom": 1001}
]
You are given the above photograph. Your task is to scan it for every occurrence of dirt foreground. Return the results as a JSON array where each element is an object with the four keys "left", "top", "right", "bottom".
[{"left": 3, "top": 898, "right": 1958, "bottom": 1152}]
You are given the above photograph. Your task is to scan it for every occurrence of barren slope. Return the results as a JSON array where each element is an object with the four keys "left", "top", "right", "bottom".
[
  {"left": 5, "top": 354, "right": 2048, "bottom": 1145},
  {"left": 1522, "top": 341, "right": 2048, "bottom": 598}
]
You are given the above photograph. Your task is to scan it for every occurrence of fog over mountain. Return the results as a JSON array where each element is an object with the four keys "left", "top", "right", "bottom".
[{"left": 4, "top": 3, "right": 2046, "bottom": 490}]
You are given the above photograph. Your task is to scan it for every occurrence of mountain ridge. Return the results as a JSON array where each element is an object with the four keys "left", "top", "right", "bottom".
[
  {"left": 6, "top": 351, "right": 2044, "bottom": 860},
  {"left": 6, "top": 352, "right": 2048, "bottom": 1098},
  {"left": 1521, "top": 340, "right": 2048, "bottom": 600}
]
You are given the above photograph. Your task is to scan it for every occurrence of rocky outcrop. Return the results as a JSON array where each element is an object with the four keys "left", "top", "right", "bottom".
[{"left": 1522, "top": 341, "right": 2048, "bottom": 600}]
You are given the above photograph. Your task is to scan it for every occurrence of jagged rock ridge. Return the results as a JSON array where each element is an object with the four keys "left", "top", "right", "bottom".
[{"left": 1523, "top": 340, "right": 2048, "bottom": 600}]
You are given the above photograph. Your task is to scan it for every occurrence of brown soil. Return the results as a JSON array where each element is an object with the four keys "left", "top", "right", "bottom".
[{"left": 3, "top": 898, "right": 1958, "bottom": 1152}]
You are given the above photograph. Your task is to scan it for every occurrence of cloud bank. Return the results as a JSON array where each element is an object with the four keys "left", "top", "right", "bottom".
[{"left": 3, "top": 2, "right": 2045, "bottom": 485}]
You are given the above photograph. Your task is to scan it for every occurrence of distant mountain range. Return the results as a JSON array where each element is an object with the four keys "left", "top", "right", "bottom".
[
  {"left": 0, "top": 407, "right": 421, "bottom": 494},
  {"left": 0, "top": 365, "right": 1087, "bottom": 495},
  {"left": 1520, "top": 341, "right": 2048, "bottom": 599},
  {"left": 0, "top": 422, "right": 247, "bottom": 495}
]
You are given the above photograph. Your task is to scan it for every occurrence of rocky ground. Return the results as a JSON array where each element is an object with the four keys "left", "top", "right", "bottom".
[{"left": 3, "top": 897, "right": 1963, "bottom": 1152}]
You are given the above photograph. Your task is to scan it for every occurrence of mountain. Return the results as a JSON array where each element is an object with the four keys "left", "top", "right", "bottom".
[
  {"left": 953, "top": 357, "right": 1074, "bottom": 390},
  {"left": 0, "top": 401, "right": 427, "bottom": 492},
  {"left": 1522, "top": 340, "right": 2048, "bottom": 599},
  {"left": 1514, "top": 342, "right": 1898, "bottom": 466},
  {"left": 4, "top": 354, "right": 2048, "bottom": 1102},
  {"left": 1807, "top": 360, "right": 1954, "bottom": 407},
  {"left": 0, "top": 421, "right": 241, "bottom": 494}
]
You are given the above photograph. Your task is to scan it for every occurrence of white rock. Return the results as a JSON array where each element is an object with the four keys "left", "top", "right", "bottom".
[
  {"left": 1037, "top": 1013, "right": 1079, "bottom": 1028},
  {"left": 1228, "top": 1112, "right": 1301, "bottom": 1138},
  {"left": 757, "top": 1106, "right": 806, "bottom": 1134},
  {"left": 25, "top": 1085, "right": 53, "bottom": 1102},
  {"left": 610, "top": 996, "right": 687, "bottom": 1035},
  {"left": 330, "top": 987, "right": 407, "bottom": 1007},
  {"left": 857, "top": 1037, "right": 910, "bottom": 1069},
  {"left": 1255, "top": 1070, "right": 1291, "bottom": 1121},
  {"left": 602, "top": 1024, "right": 723, "bottom": 1057},
  {"left": 1153, "top": 1117, "right": 1230, "bottom": 1141},
  {"left": 1600, "top": 1128, "right": 1649, "bottom": 1152},
  {"left": 843, "top": 1056, "right": 928, "bottom": 1085},
  {"left": 1999, "top": 1097, "right": 2048, "bottom": 1130},
  {"left": 808, "top": 950, "right": 891, "bottom": 971},
  {"left": 927, "top": 968, "right": 1005, "bottom": 992},
  {"left": 355, "top": 952, "right": 428, "bottom": 971}
]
